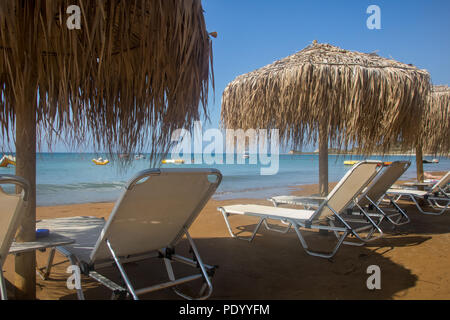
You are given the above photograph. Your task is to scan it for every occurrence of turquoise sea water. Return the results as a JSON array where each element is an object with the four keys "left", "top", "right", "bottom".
[{"left": 0, "top": 153, "right": 449, "bottom": 206}]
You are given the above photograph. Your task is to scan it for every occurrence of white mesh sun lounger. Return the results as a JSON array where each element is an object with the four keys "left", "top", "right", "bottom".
[
  {"left": 0, "top": 175, "right": 29, "bottom": 300},
  {"left": 386, "top": 171, "right": 450, "bottom": 215},
  {"left": 400, "top": 171, "right": 449, "bottom": 193},
  {"left": 270, "top": 161, "right": 412, "bottom": 227},
  {"left": 218, "top": 161, "right": 384, "bottom": 259},
  {"left": 38, "top": 168, "right": 222, "bottom": 300}
]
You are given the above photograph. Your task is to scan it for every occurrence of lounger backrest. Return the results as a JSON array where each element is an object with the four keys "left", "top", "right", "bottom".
[
  {"left": 310, "top": 161, "right": 382, "bottom": 221},
  {"left": 430, "top": 171, "right": 450, "bottom": 193},
  {"left": 358, "top": 161, "right": 411, "bottom": 207},
  {"left": 90, "top": 168, "right": 222, "bottom": 264},
  {"left": 0, "top": 175, "right": 29, "bottom": 264}
]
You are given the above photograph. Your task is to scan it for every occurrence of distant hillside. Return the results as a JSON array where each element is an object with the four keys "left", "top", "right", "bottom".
[{"left": 287, "top": 146, "right": 446, "bottom": 156}]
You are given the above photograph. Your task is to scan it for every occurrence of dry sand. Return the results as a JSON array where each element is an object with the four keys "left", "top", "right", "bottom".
[{"left": 3, "top": 173, "right": 450, "bottom": 300}]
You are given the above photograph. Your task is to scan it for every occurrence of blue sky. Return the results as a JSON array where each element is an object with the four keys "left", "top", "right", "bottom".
[
  {"left": 201, "top": 0, "right": 450, "bottom": 142},
  {"left": 33, "top": 1, "right": 450, "bottom": 152}
]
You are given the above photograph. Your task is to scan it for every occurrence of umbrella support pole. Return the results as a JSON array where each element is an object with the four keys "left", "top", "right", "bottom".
[
  {"left": 415, "top": 144, "right": 424, "bottom": 184},
  {"left": 14, "top": 91, "right": 37, "bottom": 300},
  {"left": 319, "top": 127, "right": 329, "bottom": 197}
]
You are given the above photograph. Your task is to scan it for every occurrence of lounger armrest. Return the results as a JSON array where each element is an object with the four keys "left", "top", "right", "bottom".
[
  {"left": 270, "top": 195, "right": 326, "bottom": 207},
  {"left": 292, "top": 197, "right": 325, "bottom": 209},
  {"left": 428, "top": 196, "right": 450, "bottom": 201},
  {"left": 287, "top": 196, "right": 326, "bottom": 203},
  {"left": 0, "top": 174, "right": 30, "bottom": 201},
  {"left": 390, "top": 184, "right": 421, "bottom": 191},
  {"left": 298, "top": 196, "right": 327, "bottom": 200},
  {"left": 403, "top": 182, "right": 432, "bottom": 187}
]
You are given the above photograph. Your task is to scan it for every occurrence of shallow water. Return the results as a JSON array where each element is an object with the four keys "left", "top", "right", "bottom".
[{"left": 0, "top": 153, "right": 448, "bottom": 206}]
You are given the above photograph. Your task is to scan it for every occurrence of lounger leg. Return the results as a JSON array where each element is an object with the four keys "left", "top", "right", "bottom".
[
  {"left": 106, "top": 240, "right": 138, "bottom": 300},
  {"left": 410, "top": 195, "right": 449, "bottom": 215},
  {"left": 366, "top": 195, "right": 410, "bottom": 226},
  {"left": 163, "top": 257, "right": 184, "bottom": 298},
  {"left": 290, "top": 221, "right": 349, "bottom": 259},
  {"left": 328, "top": 219, "right": 365, "bottom": 247},
  {"left": 37, "top": 247, "right": 56, "bottom": 280},
  {"left": 428, "top": 198, "right": 450, "bottom": 213},
  {"left": 325, "top": 203, "right": 384, "bottom": 244},
  {"left": 185, "top": 229, "right": 213, "bottom": 300},
  {"left": 164, "top": 257, "right": 176, "bottom": 281},
  {"left": 352, "top": 202, "right": 384, "bottom": 242},
  {"left": 163, "top": 253, "right": 201, "bottom": 300},
  {"left": 388, "top": 197, "right": 410, "bottom": 225},
  {"left": 438, "top": 186, "right": 450, "bottom": 197},
  {"left": 219, "top": 208, "right": 265, "bottom": 242},
  {"left": 0, "top": 275, "right": 6, "bottom": 300},
  {"left": 171, "top": 229, "right": 213, "bottom": 300},
  {"left": 0, "top": 259, "right": 7, "bottom": 300},
  {"left": 54, "top": 246, "right": 85, "bottom": 300},
  {"left": 263, "top": 219, "right": 292, "bottom": 233},
  {"left": 427, "top": 197, "right": 450, "bottom": 210},
  {"left": 270, "top": 199, "right": 278, "bottom": 207},
  {"left": 44, "top": 248, "right": 56, "bottom": 279}
]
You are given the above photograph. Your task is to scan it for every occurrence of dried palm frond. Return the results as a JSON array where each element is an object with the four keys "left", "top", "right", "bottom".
[
  {"left": 0, "top": 0, "right": 213, "bottom": 165},
  {"left": 423, "top": 85, "right": 450, "bottom": 155},
  {"left": 221, "top": 42, "right": 431, "bottom": 154}
]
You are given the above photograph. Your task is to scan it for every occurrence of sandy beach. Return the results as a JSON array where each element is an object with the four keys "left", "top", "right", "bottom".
[{"left": 2, "top": 173, "right": 450, "bottom": 300}]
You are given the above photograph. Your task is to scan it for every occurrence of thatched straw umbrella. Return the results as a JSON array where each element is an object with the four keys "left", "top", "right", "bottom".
[
  {"left": 425, "top": 85, "right": 450, "bottom": 154},
  {"left": 415, "top": 85, "right": 450, "bottom": 181},
  {"left": 0, "top": 0, "right": 213, "bottom": 299},
  {"left": 221, "top": 42, "right": 430, "bottom": 195}
]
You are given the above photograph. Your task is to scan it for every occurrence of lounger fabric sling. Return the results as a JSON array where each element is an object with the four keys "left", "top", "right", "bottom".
[
  {"left": 355, "top": 161, "right": 411, "bottom": 225},
  {"left": 0, "top": 175, "right": 29, "bottom": 300},
  {"left": 218, "top": 161, "right": 384, "bottom": 259},
  {"left": 401, "top": 171, "right": 450, "bottom": 193},
  {"left": 38, "top": 168, "right": 222, "bottom": 300},
  {"left": 271, "top": 161, "right": 412, "bottom": 226},
  {"left": 386, "top": 171, "right": 450, "bottom": 215}
]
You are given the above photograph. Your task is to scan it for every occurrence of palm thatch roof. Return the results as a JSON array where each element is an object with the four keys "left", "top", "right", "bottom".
[
  {"left": 221, "top": 42, "right": 431, "bottom": 153},
  {"left": 423, "top": 85, "right": 450, "bottom": 155},
  {"left": 0, "top": 0, "right": 213, "bottom": 163}
]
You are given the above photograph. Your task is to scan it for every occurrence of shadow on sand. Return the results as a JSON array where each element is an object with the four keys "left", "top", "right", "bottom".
[
  {"left": 18, "top": 228, "right": 424, "bottom": 300},
  {"left": 5, "top": 200, "right": 446, "bottom": 300}
]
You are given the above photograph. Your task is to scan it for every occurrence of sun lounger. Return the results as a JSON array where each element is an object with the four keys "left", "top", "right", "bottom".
[
  {"left": 38, "top": 168, "right": 222, "bottom": 300},
  {"left": 0, "top": 175, "right": 29, "bottom": 300},
  {"left": 270, "top": 161, "right": 412, "bottom": 227},
  {"left": 218, "top": 161, "right": 384, "bottom": 259},
  {"left": 386, "top": 171, "right": 450, "bottom": 215},
  {"left": 397, "top": 171, "right": 449, "bottom": 194}
]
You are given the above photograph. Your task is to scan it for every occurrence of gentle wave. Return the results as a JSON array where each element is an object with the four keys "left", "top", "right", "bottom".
[{"left": 37, "top": 181, "right": 126, "bottom": 192}]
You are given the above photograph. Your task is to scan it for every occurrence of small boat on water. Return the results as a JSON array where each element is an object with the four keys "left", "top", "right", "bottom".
[
  {"left": 92, "top": 157, "right": 109, "bottom": 165},
  {"left": 423, "top": 159, "right": 439, "bottom": 164},
  {"left": 343, "top": 160, "right": 359, "bottom": 166},
  {"left": 0, "top": 155, "right": 16, "bottom": 167},
  {"left": 161, "top": 159, "right": 185, "bottom": 164},
  {"left": 344, "top": 160, "right": 392, "bottom": 166},
  {"left": 0, "top": 157, "right": 7, "bottom": 167},
  {"left": 135, "top": 154, "right": 146, "bottom": 160}
]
